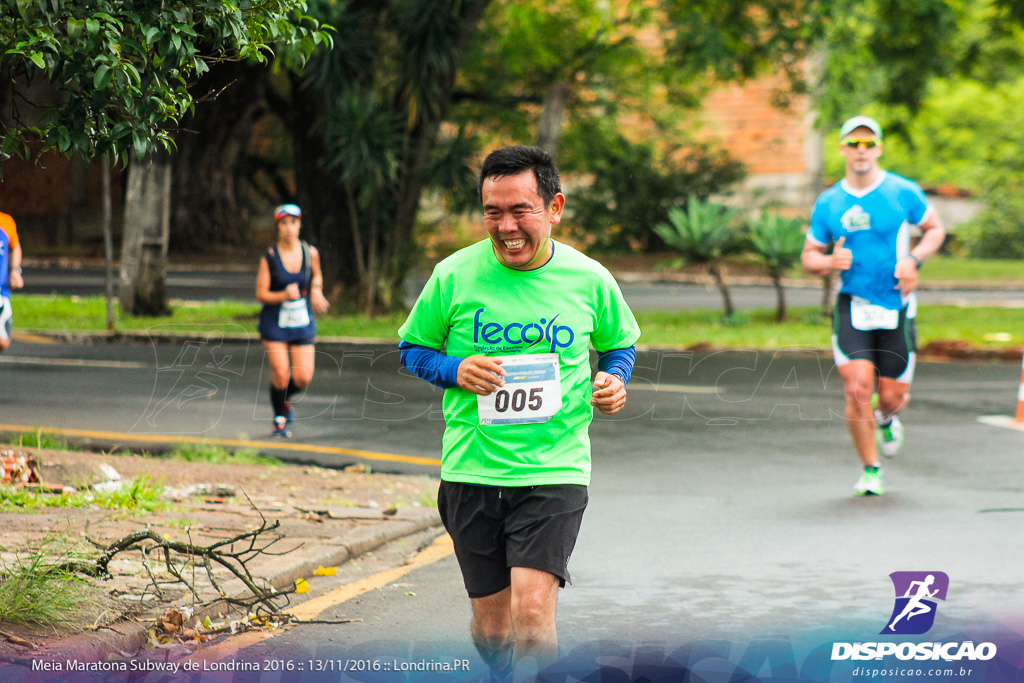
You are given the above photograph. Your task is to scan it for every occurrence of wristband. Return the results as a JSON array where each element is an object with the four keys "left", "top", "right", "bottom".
[{"left": 909, "top": 254, "right": 922, "bottom": 269}]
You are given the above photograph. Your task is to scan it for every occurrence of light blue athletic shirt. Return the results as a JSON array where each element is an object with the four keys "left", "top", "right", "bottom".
[{"left": 808, "top": 171, "right": 931, "bottom": 311}]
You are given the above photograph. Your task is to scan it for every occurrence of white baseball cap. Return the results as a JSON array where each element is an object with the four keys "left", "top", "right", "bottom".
[{"left": 839, "top": 115, "right": 883, "bottom": 140}]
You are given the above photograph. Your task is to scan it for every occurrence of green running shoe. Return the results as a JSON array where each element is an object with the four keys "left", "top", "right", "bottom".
[
  {"left": 854, "top": 467, "right": 884, "bottom": 496},
  {"left": 871, "top": 392, "right": 905, "bottom": 457},
  {"left": 876, "top": 415, "right": 904, "bottom": 457}
]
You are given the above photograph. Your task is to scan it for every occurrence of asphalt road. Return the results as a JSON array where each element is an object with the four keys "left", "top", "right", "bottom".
[
  {"left": 139, "top": 346, "right": 1024, "bottom": 682},
  {"left": 2, "top": 341, "right": 1023, "bottom": 680},
  {"left": 21, "top": 265, "right": 1024, "bottom": 311}
]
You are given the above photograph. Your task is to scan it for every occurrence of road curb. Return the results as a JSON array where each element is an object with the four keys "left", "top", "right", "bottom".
[
  {"left": 18, "top": 330, "right": 394, "bottom": 349},
  {"left": 608, "top": 270, "right": 1024, "bottom": 291},
  {"left": 11, "top": 511, "right": 443, "bottom": 666}
]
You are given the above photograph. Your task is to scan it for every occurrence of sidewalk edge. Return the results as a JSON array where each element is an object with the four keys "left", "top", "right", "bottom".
[{"left": 14, "top": 511, "right": 443, "bottom": 665}]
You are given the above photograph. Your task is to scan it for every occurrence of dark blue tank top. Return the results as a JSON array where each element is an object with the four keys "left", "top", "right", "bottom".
[{"left": 258, "top": 244, "right": 317, "bottom": 342}]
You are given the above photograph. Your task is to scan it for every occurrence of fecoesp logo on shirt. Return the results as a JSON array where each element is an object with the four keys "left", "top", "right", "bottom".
[
  {"left": 831, "top": 571, "right": 996, "bottom": 663},
  {"left": 472, "top": 307, "right": 575, "bottom": 354},
  {"left": 841, "top": 205, "right": 871, "bottom": 232}
]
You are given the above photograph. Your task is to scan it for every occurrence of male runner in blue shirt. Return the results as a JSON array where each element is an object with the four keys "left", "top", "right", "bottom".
[{"left": 802, "top": 116, "right": 946, "bottom": 496}]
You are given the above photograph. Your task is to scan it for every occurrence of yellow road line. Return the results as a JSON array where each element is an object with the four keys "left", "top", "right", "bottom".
[
  {"left": 0, "top": 424, "right": 442, "bottom": 467},
  {"left": 10, "top": 332, "right": 57, "bottom": 344},
  {"left": 289, "top": 533, "right": 454, "bottom": 621},
  {"left": 182, "top": 533, "right": 454, "bottom": 663}
]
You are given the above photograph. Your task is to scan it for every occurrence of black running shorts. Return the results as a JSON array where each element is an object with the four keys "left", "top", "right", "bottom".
[
  {"left": 437, "top": 481, "right": 589, "bottom": 599},
  {"left": 832, "top": 293, "right": 917, "bottom": 382}
]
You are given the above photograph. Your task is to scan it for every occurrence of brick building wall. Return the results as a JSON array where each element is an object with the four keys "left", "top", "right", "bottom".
[
  {"left": 701, "top": 71, "right": 822, "bottom": 209},
  {"left": 0, "top": 149, "right": 123, "bottom": 250}
]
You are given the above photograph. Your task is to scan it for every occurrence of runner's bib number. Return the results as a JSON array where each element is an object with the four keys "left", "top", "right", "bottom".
[
  {"left": 850, "top": 296, "right": 899, "bottom": 331},
  {"left": 477, "top": 353, "right": 562, "bottom": 426},
  {"left": 279, "top": 298, "right": 311, "bottom": 329}
]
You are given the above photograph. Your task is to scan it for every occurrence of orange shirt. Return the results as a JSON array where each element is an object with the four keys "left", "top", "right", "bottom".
[{"left": 0, "top": 212, "right": 16, "bottom": 248}]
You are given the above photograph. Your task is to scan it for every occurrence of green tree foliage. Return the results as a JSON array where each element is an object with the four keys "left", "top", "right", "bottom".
[
  {"left": 286, "top": 0, "right": 490, "bottom": 315},
  {"left": 747, "top": 212, "right": 806, "bottom": 321},
  {"left": 818, "top": 0, "right": 1024, "bottom": 133},
  {"left": 664, "top": 0, "right": 825, "bottom": 85},
  {"left": 457, "top": 0, "right": 827, "bottom": 159},
  {"left": 284, "top": 0, "right": 847, "bottom": 313},
  {"left": 568, "top": 134, "right": 746, "bottom": 253},
  {"left": 0, "top": 0, "right": 327, "bottom": 164},
  {"left": 655, "top": 196, "right": 745, "bottom": 318},
  {"left": 955, "top": 113, "right": 1024, "bottom": 259}
]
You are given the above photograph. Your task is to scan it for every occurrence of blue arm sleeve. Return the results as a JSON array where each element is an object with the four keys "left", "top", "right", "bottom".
[
  {"left": 399, "top": 340, "right": 463, "bottom": 389},
  {"left": 597, "top": 345, "right": 637, "bottom": 386}
]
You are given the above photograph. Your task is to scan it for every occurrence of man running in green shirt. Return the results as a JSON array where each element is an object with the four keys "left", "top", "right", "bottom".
[{"left": 399, "top": 145, "right": 640, "bottom": 681}]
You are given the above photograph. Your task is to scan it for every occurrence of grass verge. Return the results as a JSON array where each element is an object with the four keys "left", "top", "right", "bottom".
[
  {"left": 0, "top": 536, "right": 96, "bottom": 628},
  {"left": 4, "top": 429, "right": 81, "bottom": 451},
  {"left": 11, "top": 296, "right": 1024, "bottom": 351},
  {"left": 14, "top": 295, "right": 408, "bottom": 339},
  {"left": 925, "top": 256, "right": 1024, "bottom": 284},
  {"left": 633, "top": 306, "right": 1024, "bottom": 350},
  {"left": 0, "top": 477, "right": 166, "bottom": 514},
  {"left": 166, "top": 442, "right": 282, "bottom": 467}
]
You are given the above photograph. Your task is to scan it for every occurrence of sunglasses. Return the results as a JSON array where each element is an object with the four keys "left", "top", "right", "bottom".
[{"left": 843, "top": 138, "right": 879, "bottom": 149}]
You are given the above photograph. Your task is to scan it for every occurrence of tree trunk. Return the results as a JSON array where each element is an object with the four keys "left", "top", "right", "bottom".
[
  {"left": 708, "top": 263, "right": 735, "bottom": 318},
  {"left": 536, "top": 81, "right": 570, "bottom": 160},
  {"left": 772, "top": 270, "right": 787, "bottom": 322},
  {"left": 171, "top": 61, "right": 268, "bottom": 251},
  {"left": 102, "top": 155, "right": 115, "bottom": 331},
  {"left": 120, "top": 150, "right": 172, "bottom": 316}
]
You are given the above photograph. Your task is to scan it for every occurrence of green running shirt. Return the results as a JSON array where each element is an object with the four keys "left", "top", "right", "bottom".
[{"left": 399, "top": 239, "right": 641, "bottom": 486}]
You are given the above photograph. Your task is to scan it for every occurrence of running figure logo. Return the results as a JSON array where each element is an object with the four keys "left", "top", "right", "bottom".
[{"left": 881, "top": 571, "right": 949, "bottom": 635}]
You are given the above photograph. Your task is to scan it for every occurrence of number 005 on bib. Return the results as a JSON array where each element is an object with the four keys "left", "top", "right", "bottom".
[{"left": 477, "top": 353, "right": 562, "bottom": 426}]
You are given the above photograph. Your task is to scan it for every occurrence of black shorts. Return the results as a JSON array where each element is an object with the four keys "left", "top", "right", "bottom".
[
  {"left": 438, "top": 481, "right": 588, "bottom": 599},
  {"left": 832, "top": 293, "right": 917, "bottom": 382}
]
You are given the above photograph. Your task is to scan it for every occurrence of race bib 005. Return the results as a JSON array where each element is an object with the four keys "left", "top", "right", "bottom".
[
  {"left": 477, "top": 353, "right": 562, "bottom": 426},
  {"left": 850, "top": 296, "right": 899, "bottom": 331}
]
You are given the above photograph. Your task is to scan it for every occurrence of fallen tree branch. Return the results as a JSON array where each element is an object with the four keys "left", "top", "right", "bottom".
[
  {"left": 53, "top": 496, "right": 296, "bottom": 613},
  {"left": 0, "top": 628, "right": 35, "bottom": 649}
]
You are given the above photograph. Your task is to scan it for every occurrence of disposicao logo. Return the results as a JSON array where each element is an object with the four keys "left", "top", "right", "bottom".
[
  {"left": 831, "top": 571, "right": 997, "bottom": 663},
  {"left": 882, "top": 571, "right": 948, "bottom": 635}
]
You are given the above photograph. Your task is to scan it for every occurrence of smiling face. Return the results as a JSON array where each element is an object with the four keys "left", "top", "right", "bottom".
[
  {"left": 481, "top": 171, "right": 565, "bottom": 271},
  {"left": 839, "top": 126, "right": 883, "bottom": 178}
]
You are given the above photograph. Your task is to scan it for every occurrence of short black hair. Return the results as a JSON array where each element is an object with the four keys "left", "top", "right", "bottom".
[{"left": 479, "top": 145, "right": 561, "bottom": 207}]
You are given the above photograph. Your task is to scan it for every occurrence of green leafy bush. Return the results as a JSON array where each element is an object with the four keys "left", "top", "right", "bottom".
[
  {"left": 958, "top": 189, "right": 1024, "bottom": 259},
  {"left": 568, "top": 137, "right": 745, "bottom": 253}
]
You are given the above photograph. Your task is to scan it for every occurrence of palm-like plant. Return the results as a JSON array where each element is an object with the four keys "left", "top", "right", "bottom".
[
  {"left": 655, "top": 195, "right": 744, "bottom": 318},
  {"left": 747, "top": 212, "right": 806, "bottom": 322}
]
